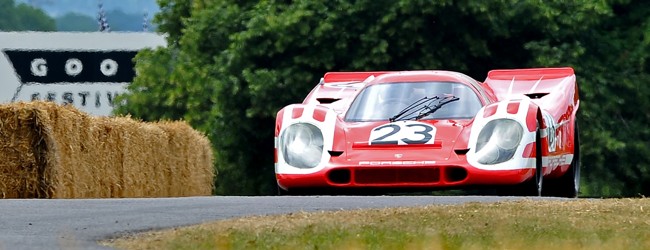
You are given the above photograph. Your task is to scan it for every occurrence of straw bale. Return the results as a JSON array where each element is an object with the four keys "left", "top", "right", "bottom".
[
  {"left": 0, "top": 103, "right": 53, "bottom": 198},
  {"left": 119, "top": 120, "right": 169, "bottom": 197},
  {"left": 157, "top": 122, "right": 215, "bottom": 196},
  {"left": 0, "top": 101, "right": 215, "bottom": 198},
  {"left": 34, "top": 102, "right": 95, "bottom": 198}
]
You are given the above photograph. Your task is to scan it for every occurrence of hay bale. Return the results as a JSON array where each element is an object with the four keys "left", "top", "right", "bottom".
[
  {"left": 33, "top": 102, "right": 95, "bottom": 198},
  {"left": 0, "top": 101, "right": 215, "bottom": 198},
  {"left": 0, "top": 103, "right": 53, "bottom": 198},
  {"left": 158, "top": 122, "right": 215, "bottom": 196},
  {"left": 119, "top": 120, "right": 169, "bottom": 197}
]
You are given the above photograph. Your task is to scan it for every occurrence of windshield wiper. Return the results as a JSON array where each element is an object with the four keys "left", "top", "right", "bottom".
[
  {"left": 389, "top": 95, "right": 459, "bottom": 122},
  {"left": 389, "top": 96, "right": 438, "bottom": 122},
  {"left": 413, "top": 95, "right": 459, "bottom": 120}
]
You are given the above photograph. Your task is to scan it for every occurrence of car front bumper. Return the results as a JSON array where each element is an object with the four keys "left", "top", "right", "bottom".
[{"left": 276, "top": 162, "right": 536, "bottom": 191}]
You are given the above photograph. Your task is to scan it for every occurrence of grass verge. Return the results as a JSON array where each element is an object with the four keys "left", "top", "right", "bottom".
[{"left": 103, "top": 198, "right": 650, "bottom": 250}]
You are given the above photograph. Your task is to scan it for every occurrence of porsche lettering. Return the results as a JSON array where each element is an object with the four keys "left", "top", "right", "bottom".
[{"left": 359, "top": 161, "right": 437, "bottom": 166}]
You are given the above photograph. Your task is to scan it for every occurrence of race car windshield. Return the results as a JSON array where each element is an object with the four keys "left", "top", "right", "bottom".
[{"left": 344, "top": 81, "right": 482, "bottom": 122}]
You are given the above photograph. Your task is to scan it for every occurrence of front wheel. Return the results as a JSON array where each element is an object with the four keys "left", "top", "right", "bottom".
[
  {"left": 277, "top": 185, "right": 290, "bottom": 196},
  {"left": 544, "top": 122, "right": 580, "bottom": 198},
  {"left": 531, "top": 121, "right": 544, "bottom": 196}
]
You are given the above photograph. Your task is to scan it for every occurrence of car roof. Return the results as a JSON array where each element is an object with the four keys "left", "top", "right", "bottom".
[{"left": 365, "top": 70, "right": 478, "bottom": 86}]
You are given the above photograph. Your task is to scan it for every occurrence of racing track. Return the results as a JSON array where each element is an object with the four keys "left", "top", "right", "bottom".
[{"left": 0, "top": 196, "right": 557, "bottom": 249}]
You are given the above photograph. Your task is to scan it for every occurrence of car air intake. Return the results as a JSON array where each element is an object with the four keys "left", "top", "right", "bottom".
[
  {"left": 328, "top": 169, "right": 351, "bottom": 184},
  {"left": 444, "top": 167, "right": 468, "bottom": 182},
  {"left": 454, "top": 149, "right": 470, "bottom": 155},
  {"left": 354, "top": 168, "right": 440, "bottom": 184},
  {"left": 317, "top": 98, "right": 341, "bottom": 104},
  {"left": 328, "top": 150, "right": 344, "bottom": 157},
  {"left": 524, "top": 93, "right": 549, "bottom": 99}
]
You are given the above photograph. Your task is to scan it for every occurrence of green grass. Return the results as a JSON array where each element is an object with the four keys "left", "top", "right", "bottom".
[{"left": 103, "top": 199, "right": 650, "bottom": 250}]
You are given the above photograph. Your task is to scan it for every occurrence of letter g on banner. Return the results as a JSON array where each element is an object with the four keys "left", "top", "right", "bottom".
[{"left": 31, "top": 58, "right": 48, "bottom": 77}]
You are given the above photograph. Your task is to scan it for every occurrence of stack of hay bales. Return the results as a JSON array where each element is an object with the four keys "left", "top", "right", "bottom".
[{"left": 0, "top": 101, "right": 214, "bottom": 198}]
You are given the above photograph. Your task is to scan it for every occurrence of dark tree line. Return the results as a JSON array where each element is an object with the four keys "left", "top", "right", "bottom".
[
  {"left": 0, "top": 0, "right": 55, "bottom": 31},
  {"left": 115, "top": 0, "right": 650, "bottom": 197}
]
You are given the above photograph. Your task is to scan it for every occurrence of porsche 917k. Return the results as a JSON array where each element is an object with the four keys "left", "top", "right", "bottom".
[{"left": 274, "top": 68, "right": 580, "bottom": 197}]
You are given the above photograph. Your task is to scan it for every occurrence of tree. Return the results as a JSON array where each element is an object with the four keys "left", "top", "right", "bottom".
[
  {"left": 0, "top": 0, "right": 55, "bottom": 31},
  {"left": 564, "top": 1, "right": 650, "bottom": 197},
  {"left": 117, "top": 0, "right": 650, "bottom": 197}
]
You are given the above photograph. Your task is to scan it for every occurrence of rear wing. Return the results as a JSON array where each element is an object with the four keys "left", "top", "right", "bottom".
[
  {"left": 322, "top": 72, "right": 391, "bottom": 84},
  {"left": 487, "top": 67, "right": 574, "bottom": 80},
  {"left": 484, "top": 67, "right": 576, "bottom": 100}
]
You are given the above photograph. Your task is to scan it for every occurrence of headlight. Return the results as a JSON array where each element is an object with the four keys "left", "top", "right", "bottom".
[
  {"left": 280, "top": 123, "right": 324, "bottom": 168},
  {"left": 475, "top": 119, "right": 523, "bottom": 165}
]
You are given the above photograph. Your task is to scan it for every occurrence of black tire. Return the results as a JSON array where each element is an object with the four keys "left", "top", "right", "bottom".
[
  {"left": 544, "top": 122, "right": 580, "bottom": 198},
  {"left": 277, "top": 185, "right": 290, "bottom": 196},
  {"left": 531, "top": 121, "right": 544, "bottom": 196}
]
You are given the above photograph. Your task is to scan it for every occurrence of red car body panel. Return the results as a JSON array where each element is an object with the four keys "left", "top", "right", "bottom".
[{"left": 275, "top": 68, "right": 579, "bottom": 192}]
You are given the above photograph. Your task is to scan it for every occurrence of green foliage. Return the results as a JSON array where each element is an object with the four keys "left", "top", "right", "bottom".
[
  {"left": 0, "top": 0, "right": 55, "bottom": 31},
  {"left": 117, "top": 0, "right": 650, "bottom": 196},
  {"left": 572, "top": 1, "right": 650, "bottom": 197}
]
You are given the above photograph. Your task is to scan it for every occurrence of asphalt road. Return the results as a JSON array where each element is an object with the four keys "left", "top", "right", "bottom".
[{"left": 0, "top": 196, "right": 550, "bottom": 250}]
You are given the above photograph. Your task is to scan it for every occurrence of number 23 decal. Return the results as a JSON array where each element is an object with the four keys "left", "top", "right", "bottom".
[{"left": 369, "top": 121, "right": 437, "bottom": 145}]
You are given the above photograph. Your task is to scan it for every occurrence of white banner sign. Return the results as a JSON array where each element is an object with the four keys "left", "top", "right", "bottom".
[{"left": 0, "top": 32, "right": 166, "bottom": 116}]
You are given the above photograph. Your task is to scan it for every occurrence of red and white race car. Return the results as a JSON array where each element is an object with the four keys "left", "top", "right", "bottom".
[{"left": 274, "top": 68, "right": 580, "bottom": 197}]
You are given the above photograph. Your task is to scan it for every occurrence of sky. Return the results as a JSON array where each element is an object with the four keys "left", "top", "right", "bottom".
[{"left": 17, "top": 0, "right": 160, "bottom": 18}]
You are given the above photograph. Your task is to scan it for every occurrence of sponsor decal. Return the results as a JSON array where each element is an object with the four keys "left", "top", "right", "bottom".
[
  {"left": 542, "top": 112, "right": 557, "bottom": 152},
  {"left": 547, "top": 155, "right": 569, "bottom": 169},
  {"left": 359, "top": 161, "right": 436, "bottom": 166}
]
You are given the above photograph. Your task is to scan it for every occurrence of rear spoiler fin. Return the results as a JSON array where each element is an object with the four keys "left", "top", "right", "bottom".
[{"left": 487, "top": 67, "right": 574, "bottom": 80}]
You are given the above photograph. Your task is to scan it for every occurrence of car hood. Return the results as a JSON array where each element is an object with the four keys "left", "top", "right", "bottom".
[{"left": 343, "top": 119, "right": 472, "bottom": 164}]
